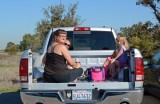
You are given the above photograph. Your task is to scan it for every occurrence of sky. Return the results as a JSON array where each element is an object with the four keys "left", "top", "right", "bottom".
[{"left": 0, "top": 0, "right": 158, "bottom": 50}]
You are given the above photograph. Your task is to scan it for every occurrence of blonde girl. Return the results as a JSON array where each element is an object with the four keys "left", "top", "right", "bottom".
[
  {"left": 111, "top": 36, "right": 129, "bottom": 67},
  {"left": 104, "top": 36, "right": 129, "bottom": 80}
]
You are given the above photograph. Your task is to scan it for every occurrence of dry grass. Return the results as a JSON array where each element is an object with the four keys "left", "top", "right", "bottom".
[{"left": 0, "top": 52, "right": 22, "bottom": 92}]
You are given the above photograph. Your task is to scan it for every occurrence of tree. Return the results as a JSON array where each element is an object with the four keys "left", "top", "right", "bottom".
[
  {"left": 19, "top": 34, "right": 37, "bottom": 51},
  {"left": 152, "top": 24, "right": 160, "bottom": 50},
  {"left": 135, "top": 0, "right": 160, "bottom": 59},
  {"left": 5, "top": 42, "right": 19, "bottom": 55},
  {"left": 120, "top": 21, "right": 159, "bottom": 59},
  {"left": 136, "top": 0, "right": 160, "bottom": 23},
  {"left": 35, "top": 2, "right": 83, "bottom": 46}
]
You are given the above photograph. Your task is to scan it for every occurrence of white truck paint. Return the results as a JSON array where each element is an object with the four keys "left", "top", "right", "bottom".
[{"left": 19, "top": 27, "right": 144, "bottom": 104}]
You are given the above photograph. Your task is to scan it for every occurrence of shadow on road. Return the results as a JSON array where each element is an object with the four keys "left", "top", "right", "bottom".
[{"left": 0, "top": 90, "right": 22, "bottom": 104}]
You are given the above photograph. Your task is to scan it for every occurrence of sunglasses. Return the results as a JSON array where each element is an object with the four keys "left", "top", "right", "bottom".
[{"left": 64, "top": 43, "right": 71, "bottom": 47}]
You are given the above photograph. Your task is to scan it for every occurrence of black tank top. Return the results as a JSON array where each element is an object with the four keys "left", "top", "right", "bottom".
[{"left": 44, "top": 52, "right": 69, "bottom": 76}]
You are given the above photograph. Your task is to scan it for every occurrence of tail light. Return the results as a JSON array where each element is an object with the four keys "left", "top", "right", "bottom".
[
  {"left": 19, "top": 58, "right": 28, "bottom": 82},
  {"left": 135, "top": 58, "right": 144, "bottom": 81},
  {"left": 74, "top": 27, "right": 90, "bottom": 31}
]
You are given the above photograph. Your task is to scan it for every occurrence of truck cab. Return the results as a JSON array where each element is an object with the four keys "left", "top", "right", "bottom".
[{"left": 19, "top": 27, "right": 144, "bottom": 104}]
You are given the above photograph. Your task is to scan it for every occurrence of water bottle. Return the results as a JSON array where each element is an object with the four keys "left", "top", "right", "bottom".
[{"left": 123, "top": 65, "right": 129, "bottom": 82}]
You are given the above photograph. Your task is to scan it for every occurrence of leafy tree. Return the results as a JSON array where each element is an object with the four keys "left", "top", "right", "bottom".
[
  {"left": 35, "top": 2, "right": 83, "bottom": 46},
  {"left": 151, "top": 24, "right": 160, "bottom": 50},
  {"left": 19, "top": 34, "right": 37, "bottom": 51},
  {"left": 120, "top": 21, "right": 159, "bottom": 59},
  {"left": 135, "top": 0, "right": 160, "bottom": 59},
  {"left": 136, "top": 0, "right": 160, "bottom": 23},
  {"left": 5, "top": 42, "right": 19, "bottom": 55}
]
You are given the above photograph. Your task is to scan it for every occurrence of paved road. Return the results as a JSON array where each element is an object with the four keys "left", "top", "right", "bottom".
[
  {"left": 142, "top": 95, "right": 160, "bottom": 104},
  {"left": 0, "top": 91, "right": 160, "bottom": 104},
  {"left": 0, "top": 91, "right": 22, "bottom": 104}
]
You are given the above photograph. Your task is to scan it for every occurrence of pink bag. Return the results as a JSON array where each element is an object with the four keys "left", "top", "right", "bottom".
[{"left": 88, "top": 67, "right": 106, "bottom": 82}]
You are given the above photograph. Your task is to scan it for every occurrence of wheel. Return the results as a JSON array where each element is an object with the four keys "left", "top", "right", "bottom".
[{"left": 120, "top": 102, "right": 129, "bottom": 104}]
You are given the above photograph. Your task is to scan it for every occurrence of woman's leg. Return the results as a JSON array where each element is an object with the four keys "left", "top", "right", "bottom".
[
  {"left": 46, "top": 68, "right": 83, "bottom": 83},
  {"left": 69, "top": 68, "right": 83, "bottom": 82}
]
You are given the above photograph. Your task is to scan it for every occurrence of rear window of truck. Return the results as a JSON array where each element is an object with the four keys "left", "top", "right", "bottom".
[
  {"left": 47, "top": 31, "right": 116, "bottom": 50},
  {"left": 67, "top": 31, "right": 116, "bottom": 50}
]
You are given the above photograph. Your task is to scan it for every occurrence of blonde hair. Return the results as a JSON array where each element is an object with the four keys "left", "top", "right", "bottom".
[{"left": 116, "top": 36, "right": 129, "bottom": 50}]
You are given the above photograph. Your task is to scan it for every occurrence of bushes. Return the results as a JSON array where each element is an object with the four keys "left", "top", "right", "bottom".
[{"left": 5, "top": 42, "right": 19, "bottom": 55}]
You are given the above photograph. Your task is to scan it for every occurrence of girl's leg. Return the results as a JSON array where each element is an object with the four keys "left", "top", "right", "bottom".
[
  {"left": 103, "top": 59, "right": 109, "bottom": 67},
  {"left": 108, "top": 60, "right": 120, "bottom": 79},
  {"left": 108, "top": 63, "right": 116, "bottom": 79},
  {"left": 114, "top": 60, "right": 120, "bottom": 79}
]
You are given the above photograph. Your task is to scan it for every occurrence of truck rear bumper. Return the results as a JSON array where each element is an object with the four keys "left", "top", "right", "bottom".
[{"left": 20, "top": 88, "right": 144, "bottom": 104}]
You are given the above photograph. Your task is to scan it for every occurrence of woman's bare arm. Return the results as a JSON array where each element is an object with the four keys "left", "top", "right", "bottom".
[
  {"left": 111, "top": 48, "right": 123, "bottom": 63},
  {"left": 42, "top": 53, "right": 47, "bottom": 64},
  {"left": 59, "top": 45, "right": 81, "bottom": 68},
  {"left": 42, "top": 45, "right": 53, "bottom": 64}
]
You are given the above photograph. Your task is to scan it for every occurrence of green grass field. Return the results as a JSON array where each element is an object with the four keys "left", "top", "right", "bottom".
[{"left": 0, "top": 52, "right": 22, "bottom": 92}]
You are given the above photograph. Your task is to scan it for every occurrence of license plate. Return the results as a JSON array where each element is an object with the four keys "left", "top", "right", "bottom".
[{"left": 72, "top": 90, "right": 92, "bottom": 100}]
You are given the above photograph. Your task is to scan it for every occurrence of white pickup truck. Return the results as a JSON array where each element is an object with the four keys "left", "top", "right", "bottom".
[{"left": 19, "top": 27, "right": 144, "bottom": 104}]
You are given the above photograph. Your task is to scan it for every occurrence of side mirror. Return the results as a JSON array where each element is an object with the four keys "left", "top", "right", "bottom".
[
  {"left": 144, "top": 61, "right": 149, "bottom": 69},
  {"left": 144, "top": 61, "right": 148, "bottom": 66}
]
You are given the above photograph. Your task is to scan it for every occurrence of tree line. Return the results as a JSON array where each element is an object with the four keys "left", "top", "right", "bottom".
[{"left": 5, "top": 0, "right": 160, "bottom": 60}]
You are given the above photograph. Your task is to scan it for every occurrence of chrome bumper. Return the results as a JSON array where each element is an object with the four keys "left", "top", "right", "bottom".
[{"left": 20, "top": 88, "right": 143, "bottom": 104}]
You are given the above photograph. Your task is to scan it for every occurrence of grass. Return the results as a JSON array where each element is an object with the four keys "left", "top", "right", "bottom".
[{"left": 0, "top": 52, "right": 22, "bottom": 92}]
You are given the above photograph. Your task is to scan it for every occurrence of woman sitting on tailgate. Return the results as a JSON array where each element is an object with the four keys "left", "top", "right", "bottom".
[{"left": 42, "top": 29, "right": 83, "bottom": 83}]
